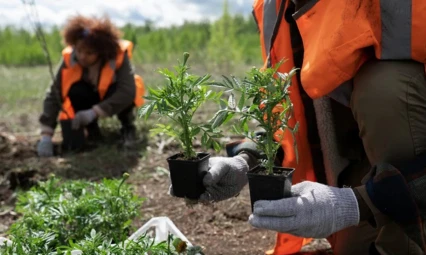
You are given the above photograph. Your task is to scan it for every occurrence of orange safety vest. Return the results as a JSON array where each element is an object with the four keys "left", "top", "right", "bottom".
[
  {"left": 253, "top": 0, "right": 316, "bottom": 254},
  {"left": 59, "top": 40, "right": 145, "bottom": 120},
  {"left": 253, "top": 0, "right": 426, "bottom": 254},
  {"left": 287, "top": 0, "right": 426, "bottom": 100}
]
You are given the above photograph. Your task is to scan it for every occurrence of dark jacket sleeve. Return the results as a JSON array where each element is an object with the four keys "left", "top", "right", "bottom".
[
  {"left": 96, "top": 53, "right": 136, "bottom": 116},
  {"left": 39, "top": 59, "right": 65, "bottom": 131}
]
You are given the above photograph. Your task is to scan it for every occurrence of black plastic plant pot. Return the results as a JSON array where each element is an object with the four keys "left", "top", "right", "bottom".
[
  {"left": 247, "top": 165, "right": 295, "bottom": 212},
  {"left": 167, "top": 152, "right": 210, "bottom": 200},
  {"left": 60, "top": 120, "right": 86, "bottom": 152}
]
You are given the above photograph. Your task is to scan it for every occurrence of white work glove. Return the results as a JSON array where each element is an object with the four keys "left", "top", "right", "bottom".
[
  {"left": 249, "top": 181, "right": 360, "bottom": 238},
  {"left": 168, "top": 156, "right": 249, "bottom": 202},
  {"left": 71, "top": 109, "right": 97, "bottom": 130},
  {"left": 37, "top": 135, "right": 54, "bottom": 157},
  {"left": 198, "top": 156, "right": 249, "bottom": 202}
]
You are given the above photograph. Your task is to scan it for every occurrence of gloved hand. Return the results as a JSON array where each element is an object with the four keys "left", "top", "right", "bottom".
[
  {"left": 249, "top": 181, "right": 360, "bottom": 238},
  {"left": 71, "top": 109, "right": 97, "bottom": 130},
  {"left": 37, "top": 135, "right": 54, "bottom": 157},
  {"left": 199, "top": 156, "right": 249, "bottom": 202},
  {"left": 168, "top": 156, "right": 249, "bottom": 202}
]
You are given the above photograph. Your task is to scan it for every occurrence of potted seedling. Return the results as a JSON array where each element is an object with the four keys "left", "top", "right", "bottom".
[
  {"left": 139, "top": 52, "right": 224, "bottom": 200},
  {"left": 211, "top": 62, "right": 299, "bottom": 211}
]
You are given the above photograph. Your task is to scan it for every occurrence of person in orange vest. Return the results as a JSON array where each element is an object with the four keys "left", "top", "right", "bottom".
[
  {"left": 37, "top": 15, "right": 144, "bottom": 157},
  {"left": 170, "top": 1, "right": 426, "bottom": 254}
]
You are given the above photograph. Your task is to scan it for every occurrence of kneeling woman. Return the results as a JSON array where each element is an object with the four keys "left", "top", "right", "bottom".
[{"left": 37, "top": 15, "right": 144, "bottom": 157}]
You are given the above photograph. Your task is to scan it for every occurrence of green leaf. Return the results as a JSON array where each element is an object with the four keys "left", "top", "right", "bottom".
[
  {"left": 158, "top": 68, "right": 175, "bottom": 79},
  {"left": 231, "top": 76, "right": 242, "bottom": 89},
  {"left": 277, "top": 72, "right": 289, "bottom": 81},
  {"left": 228, "top": 93, "right": 236, "bottom": 110},
  {"left": 223, "top": 75, "right": 235, "bottom": 89},
  {"left": 190, "top": 126, "right": 201, "bottom": 137},
  {"left": 91, "top": 229, "right": 96, "bottom": 238},
  {"left": 222, "top": 112, "right": 235, "bottom": 125},
  {"left": 138, "top": 102, "right": 155, "bottom": 120},
  {"left": 193, "top": 74, "right": 211, "bottom": 87},
  {"left": 205, "top": 90, "right": 213, "bottom": 99},
  {"left": 219, "top": 99, "right": 228, "bottom": 110},
  {"left": 201, "top": 133, "right": 208, "bottom": 146},
  {"left": 147, "top": 86, "right": 162, "bottom": 98},
  {"left": 238, "top": 92, "right": 245, "bottom": 111},
  {"left": 243, "top": 119, "right": 249, "bottom": 133},
  {"left": 211, "top": 111, "right": 228, "bottom": 129},
  {"left": 213, "top": 141, "right": 222, "bottom": 151}
]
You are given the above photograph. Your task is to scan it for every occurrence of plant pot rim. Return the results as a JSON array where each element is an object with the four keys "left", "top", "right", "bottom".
[
  {"left": 166, "top": 152, "right": 210, "bottom": 162},
  {"left": 247, "top": 164, "right": 295, "bottom": 177}
]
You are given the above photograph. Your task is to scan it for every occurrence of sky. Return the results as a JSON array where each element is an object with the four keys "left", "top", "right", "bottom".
[{"left": 0, "top": 0, "right": 254, "bottom": 29}]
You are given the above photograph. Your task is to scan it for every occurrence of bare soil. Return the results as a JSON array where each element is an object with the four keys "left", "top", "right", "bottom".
[{"left": 0, "top": 124, "right": 332, "bottom": 255}]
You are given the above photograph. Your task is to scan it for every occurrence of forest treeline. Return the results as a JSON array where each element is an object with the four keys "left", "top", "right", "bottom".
[{"left": 0, "top": 4, "right": 263, "bottom": 70}]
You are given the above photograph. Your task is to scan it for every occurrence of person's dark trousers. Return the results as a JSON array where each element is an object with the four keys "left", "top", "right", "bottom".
[{"left": 61, "top": 80, "right": 136, "bottom": 150}]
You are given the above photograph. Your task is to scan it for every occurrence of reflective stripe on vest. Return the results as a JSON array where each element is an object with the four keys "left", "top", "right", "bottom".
[
  {"left": 380, "top": 0, "right": 412, "bottom": 59},
  {"left": 290, "top": 0, "right": 426, "bottom": 99},
  {"left": 263, "top": 0, "right": 277, "bottom": 66}
]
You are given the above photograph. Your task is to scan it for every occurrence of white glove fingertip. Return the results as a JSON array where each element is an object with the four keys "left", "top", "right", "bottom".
[
  {"left": 202, "top": 172, "right": 214, "bottom": 186},
  {"left": 248, "top": 214, "right": 262, "bottom": 229},
  {"left": 291, "top": 181, "right": 314, "bottom": 195},
  {"left": 208, "top": 156, "right": 222, "bottom": 167},
  {"left": 253, "top": 200, "right": 269, "bottom": 215},
  {"left": 198, "top": 192, "right": 212, "bottom": 203},
  {"left": 203, "top": 166, "right": 228, "bottom": 186}
]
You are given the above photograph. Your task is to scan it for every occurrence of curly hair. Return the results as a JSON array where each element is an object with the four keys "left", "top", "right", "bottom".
[{"left": 62, "top": 15, "right": 122, "bottom": 61}]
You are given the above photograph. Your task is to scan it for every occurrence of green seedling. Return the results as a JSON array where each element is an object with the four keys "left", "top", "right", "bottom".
[
  {"left": 139, "top": 52, "right": 224, "bottom": 160},
  {"left": 210, "top": 61, "right": 299, "bottom": 174}
]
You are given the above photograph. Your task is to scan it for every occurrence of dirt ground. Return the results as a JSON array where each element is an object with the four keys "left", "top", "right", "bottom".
[{"left": 0, "top": 122, "right": 332, "bottom": 255}]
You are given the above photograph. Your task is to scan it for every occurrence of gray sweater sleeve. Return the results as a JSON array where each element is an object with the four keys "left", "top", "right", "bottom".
[
  {"left": 39, "top": 59, "right": 65, "bottom": 130},
  {"left": 95, "top": 53, "right": 136, "bottom": 116}
]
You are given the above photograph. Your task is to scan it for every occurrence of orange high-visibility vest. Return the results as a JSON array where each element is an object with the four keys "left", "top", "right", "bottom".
[
  {"left": 59, "top": 40, "right": 145, "bottom": 120},
  {"left": 253, "top": 0, "right": 426, "bottom": 254},
  {"left": 283, "top": 0, "right": 426, "bottom": 100},
  {"left": 253, "top": 0, "right": 316, "bottom": 254}
]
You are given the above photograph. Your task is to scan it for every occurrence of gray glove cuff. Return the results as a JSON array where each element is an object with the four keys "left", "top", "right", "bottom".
[
  {"left": 331, "top": 187, "right": 360, "bottom": 232},
  {"left": 41, "top": 135, "right": 52, "bottom": 142}
]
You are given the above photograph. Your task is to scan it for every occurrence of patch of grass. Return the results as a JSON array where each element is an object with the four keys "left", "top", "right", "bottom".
[
  {"left": 0, "top": 66, "right": 50, "bottom": 132},
  {"left": 0, "top": 63, "right": 254, "bottom": 132}
]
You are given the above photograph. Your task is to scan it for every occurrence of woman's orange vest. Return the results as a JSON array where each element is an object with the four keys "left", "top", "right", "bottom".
[
  {"left": 59, "top": 40, "right": 145, "bottom": 120},
  {"left": 253, "top": 0, "right": 426, "bottom": 254}
]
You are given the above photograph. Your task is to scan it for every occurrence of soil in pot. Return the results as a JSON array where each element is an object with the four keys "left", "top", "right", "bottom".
[
  {"left": 247, "top": 165, "right": 295, "bottom": 212},
  {"left": 167, "top": 152, "right": 210, "bottom": 200}
]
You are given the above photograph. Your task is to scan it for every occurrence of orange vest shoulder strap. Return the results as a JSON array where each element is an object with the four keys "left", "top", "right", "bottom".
[
  {"left": 115, "top": 40, "right": 134, "bottom": 69},
  {"left": 62, "top": 46, "right": 74, "bottom": 67}
]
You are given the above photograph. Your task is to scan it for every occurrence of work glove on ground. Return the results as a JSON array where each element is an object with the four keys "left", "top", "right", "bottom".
[
  {"left": 71, "top": 109, "right": 97, "bottom": 130},
  {"left": 249, "top": 181, "right": 360, "bottom": 238},
  {"left": 37, "top": 135, "right": 54, "bottom": 157},
  {"left": 168, "top": 156, "right": 249, "bottom": 203}
]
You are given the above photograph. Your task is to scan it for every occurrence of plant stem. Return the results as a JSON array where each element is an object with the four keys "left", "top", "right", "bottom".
[
  {"left": 265, "top": 105, "right": 275, "bottom": 175},
  {"left": 179, "top": 96, "right": 194, "bottom": 159},
  {"left": 182, "top": 119, "right": 193, "bottom": 159}
]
